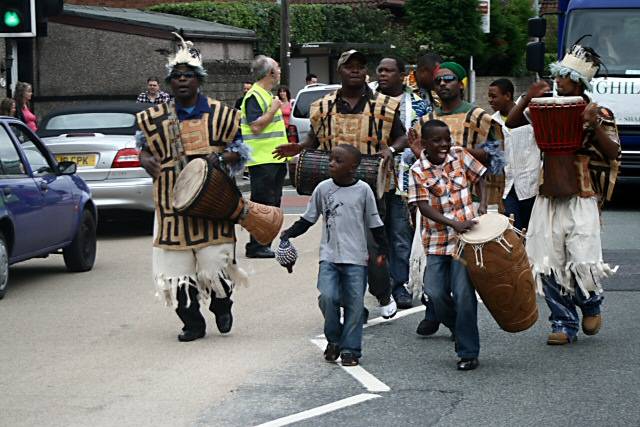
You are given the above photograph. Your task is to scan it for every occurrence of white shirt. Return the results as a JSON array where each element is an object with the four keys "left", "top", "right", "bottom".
[{"left": 492, "top": 111, "right": 541, "bottom": 200}]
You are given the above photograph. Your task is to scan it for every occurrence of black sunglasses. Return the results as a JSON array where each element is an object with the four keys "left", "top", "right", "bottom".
[
  {"left": 435, "top": 75, "right": 458, "bottom": 84},
  {"left": 170, "top": 71, "right": 197, "bottom": 80}
]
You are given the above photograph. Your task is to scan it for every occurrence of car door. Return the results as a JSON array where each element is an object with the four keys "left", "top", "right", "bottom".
[
  {"left": 8, "top": 122, "right": 77, "bottom": 248},
  {"left": 0, "top": 123, "right": 46, "bottom": 258}
]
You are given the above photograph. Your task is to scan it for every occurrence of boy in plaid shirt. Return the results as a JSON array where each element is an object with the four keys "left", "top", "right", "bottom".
[{"left": 407, "top": 119, "right": 488, "bottom": 371}]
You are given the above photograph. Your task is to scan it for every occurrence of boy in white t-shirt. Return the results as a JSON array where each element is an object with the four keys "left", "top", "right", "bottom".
[{"left": 279, "top": 144, "right": 388, "bottom": 367}]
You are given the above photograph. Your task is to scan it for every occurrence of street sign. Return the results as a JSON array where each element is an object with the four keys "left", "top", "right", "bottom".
[
  {"left": 478, "top": 0, "right": 490, "bottom": 34},
  {"left": 0, "top": 0, "right": 36, "bottom": 37}
]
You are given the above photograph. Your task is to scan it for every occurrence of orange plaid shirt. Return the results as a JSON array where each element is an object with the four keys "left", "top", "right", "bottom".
[{"left": 408, "top": 146, "right": 486, "bottom": 255}]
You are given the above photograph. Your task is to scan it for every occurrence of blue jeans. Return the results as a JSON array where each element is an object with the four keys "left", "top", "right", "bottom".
[
  {"left": 317, "top": 261, "right": 368, "bottom": 358},
  {"left": 502, "top": 188, "right": 536, "bottom": 231},
  {"left": 384, "top": 192, "right": 412, "bottom": 297},
  {"left": 541, "top": 273, "right": 603, "bottom": 339},
  {"left": 367, "top": 191, "right": 412, "bottom": 301},
  {"left": 423, "top": 255, "right": 479, "bottom": 358}
]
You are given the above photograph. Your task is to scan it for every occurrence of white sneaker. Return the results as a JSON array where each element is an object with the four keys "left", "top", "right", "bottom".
[{"left": 380, "top": 296, "right": 397, "bottom": 319}]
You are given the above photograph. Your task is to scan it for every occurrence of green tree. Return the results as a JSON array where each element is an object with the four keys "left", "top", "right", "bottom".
[
  {"left": 405, "top": 0, "right": 485, "bottom": 65},
  {"left": 476, "top": 0, "right": 534, "bottom": 75}
]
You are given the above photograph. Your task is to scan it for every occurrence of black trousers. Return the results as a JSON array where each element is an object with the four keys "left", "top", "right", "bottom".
[
  {"left": 175, "top": 282, "right": 233, "bottom": 333},
  {"left": 245, "top": 163, "right": 287, "bottom": 252}
]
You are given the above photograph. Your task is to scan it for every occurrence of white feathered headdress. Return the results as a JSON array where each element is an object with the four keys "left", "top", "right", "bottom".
[
  {"left": 165, "top": 32, "right": 207, "bottom": 79},
  {"left": 550, "top": 42, "right": 600, "bottom": 91}
]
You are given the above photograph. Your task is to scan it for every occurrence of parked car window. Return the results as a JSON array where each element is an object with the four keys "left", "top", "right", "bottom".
[
  {"left": 0, "top": 126, "right": 27, "bottom": 176},
  {"left": 9, "top": 124, "right": 54, "bottom": 177},
  {"left": 293, "top": 88, "right": 337, "bottom": 119},
  {"left": 45, "top": 113, "right": 136, "bottom": 130}
]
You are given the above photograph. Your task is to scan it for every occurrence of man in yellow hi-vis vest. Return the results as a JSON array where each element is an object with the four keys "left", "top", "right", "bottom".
[{"left": 240, "top": 55, "right": 288, "bottom": 258}]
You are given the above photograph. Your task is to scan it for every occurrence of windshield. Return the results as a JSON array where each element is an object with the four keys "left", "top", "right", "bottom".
[
  {"left": 45, "top": 112, "right": 136, "bottom": 130},
  {"left": 293, "top": 88, "right": 338, "bottom": 119},
  {"left": 564, "top": 9, "right": 640, "bottom": 76}
]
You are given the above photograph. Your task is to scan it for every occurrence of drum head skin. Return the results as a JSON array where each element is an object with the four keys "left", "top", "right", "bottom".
[
  {"left": 173, "top": 158, "right": 207, "bottom": 211},
  {"left": 460, "top": 213, "right": 509, "bottom": 244},
  {"left": 531, "top": 96, "right": 584, "bottom": 105}
]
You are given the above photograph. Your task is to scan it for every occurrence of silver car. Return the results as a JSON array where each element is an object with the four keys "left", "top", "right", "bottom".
[{"left": 39, "top": 102, "right": 154, "bottom": 213}]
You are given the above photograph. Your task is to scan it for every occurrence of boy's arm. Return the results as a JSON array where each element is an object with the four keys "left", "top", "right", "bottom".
[
  {"left": 280, "top": 217, "right": 314, "bottom": 240},
  {"left": 370, "top": 226, "right": 389, "bottom": 257},
  {"left": 415, "top": 201, "right": 476, "bottom": 234}
]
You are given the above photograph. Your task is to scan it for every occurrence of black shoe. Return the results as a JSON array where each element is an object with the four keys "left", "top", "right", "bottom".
[
  {"left": 340, "top": 353, "right": 359, "bottom": 367},
  {"left": 246, "top": 247, "right": 275, "bottom": 259},
  {"left": 457, "top": 358, "right": 479, "bottom": 371},
  {"left": 178, "top": 330, "right": 205, "bottom": 342},
  {"left": 395, "top": 287, "right": 413, "bottom": 310},
  {"left": 324, "top": 343, "right": 340, "bottom": 362},
  {"left": 416, "top": 319, "right": 440, "bottom": 336},
  {"left": 215, "top": 312, "right": 233, "bottom": 334}
]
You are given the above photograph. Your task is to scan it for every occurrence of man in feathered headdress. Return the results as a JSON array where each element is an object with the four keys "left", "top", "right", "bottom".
[
  {"left": 506, "top": 41, "right": 621, "bottom": 345},
  {"left": 137, "top": 33, "right": 251, "bottom": 342}
]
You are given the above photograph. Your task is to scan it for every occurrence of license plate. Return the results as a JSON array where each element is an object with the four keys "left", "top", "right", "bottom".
[{"left": 55, "top": 154, "right": 98, "bottom": 167}]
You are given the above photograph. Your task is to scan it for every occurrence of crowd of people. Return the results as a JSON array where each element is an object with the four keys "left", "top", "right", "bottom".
[{"left": 128, "top": 32, "right": 620, "bottom": 372}]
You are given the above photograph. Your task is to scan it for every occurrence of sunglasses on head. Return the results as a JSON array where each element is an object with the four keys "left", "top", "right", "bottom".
[
  {"left": 435, "top": 75, "right": 458, "bottom": 84},
  {"left": 170, "top": 71, "right": 197, "bottom": 80}
]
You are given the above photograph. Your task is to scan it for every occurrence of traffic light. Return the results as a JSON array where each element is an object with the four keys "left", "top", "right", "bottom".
[{"left": 0, "top": 0, "right": 37, "bottom": 38}]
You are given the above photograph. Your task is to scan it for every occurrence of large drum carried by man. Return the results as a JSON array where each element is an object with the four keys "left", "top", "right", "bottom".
[{"left": 455, "top": 213, "right": 538, "bottom": 333}]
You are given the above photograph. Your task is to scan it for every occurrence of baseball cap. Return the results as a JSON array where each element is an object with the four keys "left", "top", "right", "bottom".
[{"left": 336, "top": 50, "right": 367, "bottom": 71}]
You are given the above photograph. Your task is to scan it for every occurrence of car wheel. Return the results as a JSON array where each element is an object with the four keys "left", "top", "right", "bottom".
[
  {"left": 63, "top": 209, "right": 97, "bottom": 272},
  {"left": 0, "top": 232, "right": 8, "bottom": 299}
]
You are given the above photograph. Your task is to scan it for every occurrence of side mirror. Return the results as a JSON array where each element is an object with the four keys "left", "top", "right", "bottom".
[
  {"left": 528, "top": 17, "right": 547, "bottom": 38},
  {"left": 526, "top": 41, "right": 546, "bottom": 74},
  {"left": 58, "top": 160, "right": 77, "bottom": 175}
]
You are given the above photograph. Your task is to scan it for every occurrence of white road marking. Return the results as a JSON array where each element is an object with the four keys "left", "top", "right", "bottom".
[
  {"left": 253, "top": 393, "right": 381, "bottom": 427},
  {"left": 310, "top": 338, "right": 391, "bottom": 393},
  {"left": 363, "top": 305, "right": 425, "bottom": 329}
]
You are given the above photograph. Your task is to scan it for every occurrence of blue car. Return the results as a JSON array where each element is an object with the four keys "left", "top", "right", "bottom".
[{"left": 0, "top": 116, "right": 97, "bottom": 299}]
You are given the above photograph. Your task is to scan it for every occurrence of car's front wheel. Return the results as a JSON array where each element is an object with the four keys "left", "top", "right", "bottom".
[
  {"left": 0, "top": 232, "right": 8, "bottom": 299},
  {"left": 63, "top": 209, "right": 97, "bottom": 272}
]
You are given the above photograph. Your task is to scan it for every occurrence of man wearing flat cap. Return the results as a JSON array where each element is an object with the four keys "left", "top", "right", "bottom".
[{"left": 273, "top": 49, "right": 408, "bottom": 321}]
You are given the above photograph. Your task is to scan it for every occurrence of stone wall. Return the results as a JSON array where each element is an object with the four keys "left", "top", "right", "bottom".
[{"left": 32, "top": 22, "right": 254, "bottom": 117}]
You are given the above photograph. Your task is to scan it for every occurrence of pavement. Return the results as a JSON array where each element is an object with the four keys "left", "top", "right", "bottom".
[{"left": 1, "top": 182, "right": 639, "bottom": 426}]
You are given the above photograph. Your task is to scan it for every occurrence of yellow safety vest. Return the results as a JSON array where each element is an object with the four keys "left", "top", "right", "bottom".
[{"left": 240, "top": 84, "right": 287, "bottom": 166}]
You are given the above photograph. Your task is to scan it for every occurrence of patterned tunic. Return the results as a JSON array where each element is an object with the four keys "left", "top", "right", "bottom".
[{"left": 136, "top": 97, "right": 241, "bottom": 250}]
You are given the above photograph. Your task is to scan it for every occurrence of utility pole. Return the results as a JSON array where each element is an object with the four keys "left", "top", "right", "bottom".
[{"left": 279, "top": 0, "right": 289, "bottom": 86}]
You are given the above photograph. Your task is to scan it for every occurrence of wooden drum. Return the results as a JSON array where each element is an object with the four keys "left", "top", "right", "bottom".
[
  {"left": 455, "top": 213, "right": 538, "bottom": 333},
  {"left": 173, "top": 158, "right": 283, "bottom": 245},
  {"left": 529, "top": 96, "right": 587, "bottom": 155}
]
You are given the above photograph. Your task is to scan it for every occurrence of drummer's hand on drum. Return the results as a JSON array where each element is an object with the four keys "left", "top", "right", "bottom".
[
  {"left": 205, "top": 152, "right": 221, "bottom": 167},
  {"left": 139, "top": 150, "right": 161, "bottom": 180},
  {"left": 380, "top": 147, "right": 394, "bottom": 172},
  {"left": 583, "top": 102, "right": 600, "bottom": 128},
  {"left": 525, "top": 80, "right": 551, "bottom": 100},
  {"left": 453, "top": 219, "right": 477, "bottom": 234},
  {"left": 273, "top": 143, "right": 302, "bottom": 160},
  {"left": 477, "top": 202, "right": 488, "bottom": 216}
]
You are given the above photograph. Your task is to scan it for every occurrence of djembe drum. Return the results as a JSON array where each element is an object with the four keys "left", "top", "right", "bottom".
[
  {"left": 454, "top": 213, "right": 538, "bottom": 333},
  {"left": 172, "top": 158, "right": 283, "bottom": 245},
  {"left": 294, "top": 149, "right": 386, "bottom": 198},
  {"left": 528, "top": 96, "right": 587, "bottom": 155}
]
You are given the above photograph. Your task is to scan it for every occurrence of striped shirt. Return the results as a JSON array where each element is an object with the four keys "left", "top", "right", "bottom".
[{"left": 408, "top": 146, "right": 487, "bottom": 255}]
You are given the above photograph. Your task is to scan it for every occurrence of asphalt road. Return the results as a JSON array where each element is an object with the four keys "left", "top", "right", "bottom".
[{"left": 1, "top": 182, "right": 639, "bottom": 427}]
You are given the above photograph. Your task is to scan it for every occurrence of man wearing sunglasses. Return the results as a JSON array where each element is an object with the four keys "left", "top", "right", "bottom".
[
  {"left": 411, "top": 61, "right": 505, "bottom": 339},
  {"left": 136, "top": 33, "right": 251, "bottom": 342}
]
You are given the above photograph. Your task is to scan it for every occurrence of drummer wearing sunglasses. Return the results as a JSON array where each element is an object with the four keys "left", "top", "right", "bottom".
[{"left": 136, "top": 33, "right": 251, "bottom": 343}]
